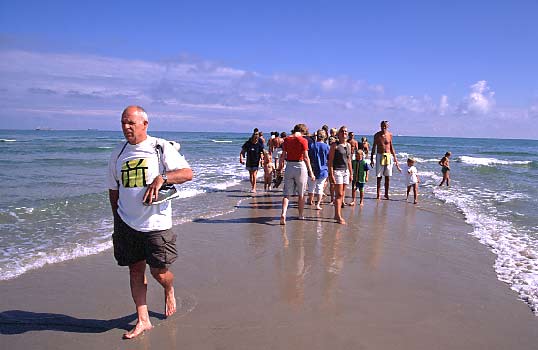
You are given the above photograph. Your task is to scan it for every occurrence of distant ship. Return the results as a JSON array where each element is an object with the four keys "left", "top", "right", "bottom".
[{"left": 35, "top": 127, "right": 53, "bottom": 131}]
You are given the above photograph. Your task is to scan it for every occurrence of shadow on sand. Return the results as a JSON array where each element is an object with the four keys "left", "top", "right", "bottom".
[{"left": 0, "top": 310, "right": 165, "bottom": 335}]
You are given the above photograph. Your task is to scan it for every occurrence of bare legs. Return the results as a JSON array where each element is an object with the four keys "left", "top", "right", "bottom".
[
  {"left": 280, "top": 195, "right": 305, "bottom": 224},
  {"left": 406, "top": 184, "right": 418, "bottom": 204},
  {"left": 123, "top": 261, "right": 177, "bottom": 339},
  {"left": 280, "top": 197, "right": 289, "bottom": 224},
  {"left": 376, "top": 176, "right": 390, "bottom": 200},
  {"left": 124, "top": 261, "right": 153, "bottom": 339},
  {"left": 334, "top": 184, "right": 346, "bottom": 224},
  {"left": 264, "top": 171, "right": 273, "bottom": 192},
  {"left": 349, "top": 183, "right": 357, "bottom": 206},
  {"left": 439, "top": 171, "right": 450, "bottom": 186},
  {"left": 329, "top": 182, "right": 335, "bottom": 204},
  {"left": 150, "top": 267, "right": 176, "bottom": 317},
  {"left": 315, "top": 192, "right": 324, "bottom": 210},
  {"left": 249, "top": 170, "right": 258, "bottom": 192},
  {"left": 308, "top": 192, "right": 315, "bottom": 205}
]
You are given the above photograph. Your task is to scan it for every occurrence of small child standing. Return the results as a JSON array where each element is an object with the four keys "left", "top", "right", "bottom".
[
  {"left": 263, "top": 150, "right": 274, "bottom": 192},
  {"left": 405, "top": 158, "right": 420, "bottom": 204},
  {"left": 438, "top": 151, "right": 451, "bottom": 186},
  {"left": 350, "top": 149, "right": 369, "bottom": 206}
]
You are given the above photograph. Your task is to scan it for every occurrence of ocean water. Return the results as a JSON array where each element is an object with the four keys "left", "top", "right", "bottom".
[{"left": 0, "top": 130, "right": 537, "bottom": 314}]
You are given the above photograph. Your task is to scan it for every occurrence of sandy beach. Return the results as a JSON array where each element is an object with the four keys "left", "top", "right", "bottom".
[{"left": 1, "top": 190, "right": 537, "bottom": 349}]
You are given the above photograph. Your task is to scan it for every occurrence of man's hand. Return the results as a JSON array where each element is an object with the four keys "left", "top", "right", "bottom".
[{"left": 143, "top": 175, "right": 165, "bottom": 205}]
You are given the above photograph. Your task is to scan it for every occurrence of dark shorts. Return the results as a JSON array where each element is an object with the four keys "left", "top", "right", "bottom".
[
  {"left": 112, "top": 216, "right": 178, "bottom": 268},
  {"left": 353, "top": 182, "right": 365, "bottom": 191}
]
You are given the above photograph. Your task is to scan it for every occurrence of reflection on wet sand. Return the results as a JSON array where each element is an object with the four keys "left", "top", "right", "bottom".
[
  {"left": 320, "top": 225, "right": 344, "bottom": 306},
  {"left": 274, "top": 212, "right": 348, "bottom": 308},
  {"left": 276, "top": 226, "right": 307, "bottom": 306}
]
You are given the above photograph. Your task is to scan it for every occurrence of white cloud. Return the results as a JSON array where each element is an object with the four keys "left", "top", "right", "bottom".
[
  {"left": 439, "top": 95, "right": 449, "bottom": 116},
  {"left": 458, "top": 80, "right": 496, "bottom": 114},
  {"left": 0, "top": 49, "right": 385, "bottom": 123},
  {"left": 1, "top": 50, "right": 536, "bottom": 138}
]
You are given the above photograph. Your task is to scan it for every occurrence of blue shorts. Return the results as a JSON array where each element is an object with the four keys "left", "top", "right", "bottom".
[
  {"left": 355, "top": 182, "right": 365, "bottom": 192},
  {"left": 246, "top": 166, "right": 259, "bottom": 172}
]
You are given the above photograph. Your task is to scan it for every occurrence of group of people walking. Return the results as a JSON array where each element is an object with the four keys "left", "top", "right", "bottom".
[
  {"left": 239, "top": 120, "right": 416, "bottom": 225},
  {"left": 240, "top": 120, "right": 453, "bottom": 225},
  {"left": 108, "top": 106, "right": 453, "bottom": 340}
]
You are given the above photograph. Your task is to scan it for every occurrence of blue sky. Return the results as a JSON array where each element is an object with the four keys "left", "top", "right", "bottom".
[{"left": 1, "top": 0, "right": 537, "bottom": 138}]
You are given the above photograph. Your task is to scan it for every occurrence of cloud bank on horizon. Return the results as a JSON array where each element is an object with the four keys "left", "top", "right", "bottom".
[{"left": 0, "top": 49, "right": 537, "bottom": 139}]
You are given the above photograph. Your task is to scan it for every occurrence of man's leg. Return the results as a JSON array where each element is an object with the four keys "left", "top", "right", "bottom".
[
  {"left": 376, "top": 176, "right": 382, "bottom": 199},
  {"left": 124, "top": 260, "right": 153, "bottom": 339},
  {"left": 150, "top": 267, "right": 176, "bottom": 317},
  {"left": 384, "top": 176, "right": 390, "bottom": 199},
  {"left": 315, "top": 193, "right": 323, "bottom": 210},
  {"left": 250, "top": 170, "right": 257, "bottom": 192},
  {"left": 308, "top": 192, "right": 314, "bottom": 205}
]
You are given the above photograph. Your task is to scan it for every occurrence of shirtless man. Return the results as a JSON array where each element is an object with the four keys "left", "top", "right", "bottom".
[
  {"left": 370, "top": 120, "right": 401, "bottom": 200},
  {"left": 269, "top": 132, "right": 285, "bottom": 169},
  {"left": 348, "top": 131, "right": 360, "bottom": 161}
]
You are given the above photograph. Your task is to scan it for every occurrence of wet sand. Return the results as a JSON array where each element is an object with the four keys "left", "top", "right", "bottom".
[{"left": 1, "top": 191, "right": 537, "bottom": 349}]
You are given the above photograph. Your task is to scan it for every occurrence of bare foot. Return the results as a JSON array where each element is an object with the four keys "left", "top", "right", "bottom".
[
  {"left": 383, "top": 195, "right": 389, "bottom": 200},
  {"left": 336, "top": 218, "right": 346, "bottom": 225},
  {"left": 298, "top": 216, "right": 305, "bottom": 220},
  {"left": 315, "top": 205, "right": 322, "bottom": 210},
  {"left": 414, "top": 201, "right": 418, "bottom": 205},
  {"left": 165, "top": 287, "right": 176, "bottom": 317},
  {"left": 359, "top": 202, "right": 364, "bottom": 206},
  {"left": 123, "top": 320, "right": 153, "bottom": 339},
  {"left": 280, "top": 215, "right": 286, "bottom": 225},
  {"left": 348, "top": 201, "right": 356, "bottom": 206}
]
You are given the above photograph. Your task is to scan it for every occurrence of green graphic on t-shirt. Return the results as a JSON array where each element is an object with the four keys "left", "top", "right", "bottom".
[{"left": 121, "top": 159, "right": 148, "bottom": 188}]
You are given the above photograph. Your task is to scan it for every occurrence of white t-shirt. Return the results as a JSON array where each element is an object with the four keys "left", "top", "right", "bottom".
[
  {"left": 108, "top": 136, "right": 190, "bottom": 232},
  {"left": 406, "top": 165, "right": 418, "bottom": 185}
]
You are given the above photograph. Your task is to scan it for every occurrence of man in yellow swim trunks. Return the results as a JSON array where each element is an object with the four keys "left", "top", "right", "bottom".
[{"left": 370, "top": 120, "right": 401, "bottom": 200}]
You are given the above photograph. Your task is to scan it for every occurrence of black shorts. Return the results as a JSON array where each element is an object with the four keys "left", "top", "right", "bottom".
[{"left": 112, "top": 216, "right": 178, "bottom": 268}]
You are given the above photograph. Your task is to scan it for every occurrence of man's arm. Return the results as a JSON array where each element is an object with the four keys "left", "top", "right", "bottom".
[
  {"left": 144, "top": 168, "right": 194, "bottom": 204},
  {"left": 390, "top": 138, "right": 402, "bottom": 172},
  {"left": 370, "top": 134, "right": 378, "bottom": 166},
  {"left": 109, "top": 189, "right": 119, "bottom": 217}
]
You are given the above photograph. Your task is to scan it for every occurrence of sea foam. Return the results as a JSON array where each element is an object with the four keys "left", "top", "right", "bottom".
[
  {"left": 433, "top": 186, "right": 538, "bottom": 314},
  {"left": 459, "top": 156, "right": 532, "bottom": 166}
]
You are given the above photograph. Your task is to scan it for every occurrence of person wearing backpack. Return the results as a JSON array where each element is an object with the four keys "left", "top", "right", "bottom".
[{"left": 107, "top": 106, "right": 193, "bottom": 339}]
